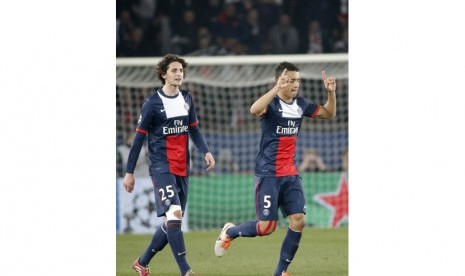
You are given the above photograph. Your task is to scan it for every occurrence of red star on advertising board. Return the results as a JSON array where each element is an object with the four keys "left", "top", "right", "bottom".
[{"left": 314, "top": 173, "right": 348, "bottom": 227}]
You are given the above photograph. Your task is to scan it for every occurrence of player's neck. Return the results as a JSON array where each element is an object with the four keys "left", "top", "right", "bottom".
[
  {"left": 278, "top": 92, "right": 293, "bottom": 103},
  {"left": 162, "top": 84, "right": 180, "bottom": 96}
]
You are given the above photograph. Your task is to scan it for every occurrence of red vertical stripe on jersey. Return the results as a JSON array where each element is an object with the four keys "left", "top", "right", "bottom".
[
  {"left": 166, "top": 134, "right": 188, "bottom": 176},
  {"left": 275, "top": 136, "right": 298, "bottom": 177}
]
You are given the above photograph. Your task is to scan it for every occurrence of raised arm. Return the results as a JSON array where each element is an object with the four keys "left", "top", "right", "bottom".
[
  {"left": 250, "top": 69, "right": 293, "bottom": 117},
  {"left": 314, "top": 71, "right": 337, "bottom": 119}
]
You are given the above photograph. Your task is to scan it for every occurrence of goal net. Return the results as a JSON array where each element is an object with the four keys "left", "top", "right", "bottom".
[{"left": 116, "top": 54, "right": 348, "bottom": 232}]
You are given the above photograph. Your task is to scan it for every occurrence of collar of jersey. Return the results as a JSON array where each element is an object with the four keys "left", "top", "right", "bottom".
[
  {"left": 158, "top": 89, "right": 180, "bottom": 99},
  {"left": 278, "top": 96, "right": 295, "bottom": 105}
]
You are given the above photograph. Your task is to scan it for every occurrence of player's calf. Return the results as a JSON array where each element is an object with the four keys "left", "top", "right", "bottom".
[{"left": 257, "top": 220, "right": 277, "bottom": 236}]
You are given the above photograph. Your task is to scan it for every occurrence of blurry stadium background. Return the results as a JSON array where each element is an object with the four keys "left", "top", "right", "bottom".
[{"left": 116, "top": 0, "right": 348, "bottom": 234}]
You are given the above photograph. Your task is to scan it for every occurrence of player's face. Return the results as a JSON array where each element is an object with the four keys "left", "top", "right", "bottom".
[
  {"left": 163, "top": 61, "right": 184, "bottom": 87},
  {"left": 284, "top": 70, "right": 301, "bottom": 99}
]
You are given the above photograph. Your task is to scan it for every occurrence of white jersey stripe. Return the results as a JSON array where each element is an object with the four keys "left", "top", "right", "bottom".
[{"left": 158, "top": 91, "right": 189, "bottom": 118}]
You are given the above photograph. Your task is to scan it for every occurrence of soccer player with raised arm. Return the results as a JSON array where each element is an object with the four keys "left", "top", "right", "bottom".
[
  {"left": 123, "top": 54, "right": 215, "bottom": 276},
  {"left": 214, "top": 62, "right": 336, "bottom": 276}
]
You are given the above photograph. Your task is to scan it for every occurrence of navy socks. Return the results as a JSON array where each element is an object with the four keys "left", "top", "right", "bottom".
[
  {"left": 226, "top": 220, "right": 259, "bottom": 238},
  {"left": 167, "top": 220, "right": 190, "bottom": 275},
  {"left": 274, "top": 227, "right": 302, "bottom": 276},
  {"left": 139, "top": 223, "right": 168, "bottom": 266}
]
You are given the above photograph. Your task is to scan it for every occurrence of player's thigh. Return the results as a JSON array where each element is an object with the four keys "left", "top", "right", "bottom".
[
  {"left": 255, "top": 176, "right": 280, "bottom": 221},
  {"left": 280, "top": 176, "right": 307, "bottom": 218},
  {"left": 151, "top": 173, "right": 181, "bottom": 217},
  {"left": 174, "top": 175, "right": 189, "bottom": 215}
]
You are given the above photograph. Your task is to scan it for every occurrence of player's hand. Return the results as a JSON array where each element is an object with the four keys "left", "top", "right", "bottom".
[
  {"left": 204, "top": 152, "right": 216, "bottom": 171},
  {"left": 322, "top": 71, "right": 336, "bottom": 93},
  {"left": 276, "top": 69, "right": 293, "bottom": 91},
  {"left": 123, "top": 173, "right": 135, "bottom": 193}
]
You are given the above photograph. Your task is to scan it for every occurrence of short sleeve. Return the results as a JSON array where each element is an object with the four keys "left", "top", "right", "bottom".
[{"left": 301, "top": 98, "right": 321, "bottom": 118}]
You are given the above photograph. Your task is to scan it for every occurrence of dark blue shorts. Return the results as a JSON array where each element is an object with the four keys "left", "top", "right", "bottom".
[
  {"left": 255, "top": 175, "right": 307, "bottom": 220},
  {"left": 151, "top": 173, "right": 189, "bottom": 217}
]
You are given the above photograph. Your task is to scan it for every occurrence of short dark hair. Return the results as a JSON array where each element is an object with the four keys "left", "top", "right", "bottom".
[
  {"left": 156, "top": 54, "right": 188, "bottom": 84},
  {"left": 275, "top": 62, "right": 300, "bottom": 80}
]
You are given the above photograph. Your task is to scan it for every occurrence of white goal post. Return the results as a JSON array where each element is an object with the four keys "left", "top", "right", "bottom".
[{"left": 116, "top": 54, "right": 348, "bottom": 87}]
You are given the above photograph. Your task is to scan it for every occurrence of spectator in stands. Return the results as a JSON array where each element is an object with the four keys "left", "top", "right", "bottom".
[
  {"left": 171, "top": 9, "right": 200, "bottom": 55},
  {"left": 307, "top": 19, "right": 325, "bottom": 54},
  {"left": 216, "top": 3, "right": 247, "bottom": 47},
  {"left": 137, "top": 14, "right": 172, "bottom": 56},
  {"left": 257, "top": 0, "right": 282, "bottom": 31},
  {"left": 157, "top": 15, "right": 173, "bottom": 55},
  {"left": 116, "top": 0, "right": 348, "bottom": 57},
  {"left": 196, "top": 0, "right": 223, "bottom": 35},
  {"left": 189, "top": 27, "right": 217, "bottom": 56},
  {"left": 124, "top": 27, "right": 145, "bottom": 57},
  {"left": 269, "top": 14, "right": 299, "bottom": 54},
  {"left": 299, "top": 148, "right": 327, "bottom": 172},
  {"left": 131, "top": 0, "right": 156, "bottom": 31},
  {"left": 243, "top": 8, "right": 266, "bottom": 54},
  {"left": 226, "top": 38, "right": 247, "bottom": 55},
  {"left": 117, "top": 10, "right": 136, "bottom": 57},
  {"left": 332, "top": 27, "right": 348, "bottom": 53},
  {"left": 117, "top": 133, "right": 150, "bottom": 177}
]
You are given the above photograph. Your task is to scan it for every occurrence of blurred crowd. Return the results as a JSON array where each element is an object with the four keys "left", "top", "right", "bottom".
[{"left": 116, "top": 0, "right": 348, "bottom": 57}]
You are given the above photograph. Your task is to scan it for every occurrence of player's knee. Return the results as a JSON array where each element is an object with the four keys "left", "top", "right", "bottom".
[
  {"left": 165, "top": 205, "right": 182, "bottom": 221},
  {"left": 289, "top": 213, "right": 305, "bottom": 231},
  {"left": 258, "top": 220, "right": 277, "bottom": 236}
]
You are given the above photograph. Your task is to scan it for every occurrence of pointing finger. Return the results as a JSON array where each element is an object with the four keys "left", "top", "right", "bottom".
[{"left": 321, "top": 71, "right": 327, "bottom": 80}]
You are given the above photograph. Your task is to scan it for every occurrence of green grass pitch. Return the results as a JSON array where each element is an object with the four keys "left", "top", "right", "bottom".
[{"left": 116, "top": 227, "right": 348, "bottom": 276}]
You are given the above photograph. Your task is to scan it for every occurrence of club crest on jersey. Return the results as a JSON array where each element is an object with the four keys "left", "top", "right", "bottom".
[
  {"left": 263, "top": 209, "right": 270, "bottom": 216},
  {"left": 164, "top": 199, "right": 171, "bottom": 206},
  {"left": 297, "top": 107, "right": 303, "bottom": 116},
  {"left": 184, "top": 103, "right": 190, "bottom": 111}
]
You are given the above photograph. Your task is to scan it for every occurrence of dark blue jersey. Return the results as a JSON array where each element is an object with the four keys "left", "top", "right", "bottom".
[
  {"left": 133, "top": 89, "right": 209, "bottom": 176},
  {"left": 255, "top": 96, "right": 320, "bottom": 177}
]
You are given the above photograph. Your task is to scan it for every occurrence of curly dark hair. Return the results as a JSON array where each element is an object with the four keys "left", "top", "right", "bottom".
[
  {"left": 156, "top": 54, "right": 188, "bottom": 84},
  {"left": 274, "top": 61, "right": 300, "bottom": 80}
]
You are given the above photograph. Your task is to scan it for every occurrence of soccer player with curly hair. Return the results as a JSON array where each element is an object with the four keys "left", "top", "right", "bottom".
[{"left": 124, "top": 54, "right": 215, "bottom": 276}]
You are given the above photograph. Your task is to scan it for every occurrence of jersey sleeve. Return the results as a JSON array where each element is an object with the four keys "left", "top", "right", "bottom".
[
  {"left": 136, "top": 99, "right": 156, "bottom": 134},
  {"left": 126, "top": 98, "right": 155, "bottom": 173},
  {"left": 125, "top": 132, "right": 146, "bottom": 173},
  {"left": 301, "top": 98, "right": 321, "bottom": 118}
]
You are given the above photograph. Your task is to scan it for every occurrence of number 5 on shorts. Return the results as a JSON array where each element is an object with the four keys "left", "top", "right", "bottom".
[{"left": 264, "top": 195, "right": 271, "bottom": 208}]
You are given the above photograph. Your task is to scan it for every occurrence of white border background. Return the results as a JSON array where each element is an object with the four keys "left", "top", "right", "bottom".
[{"left": 1, "top": 0, "right": 464, "bottom": 275}]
